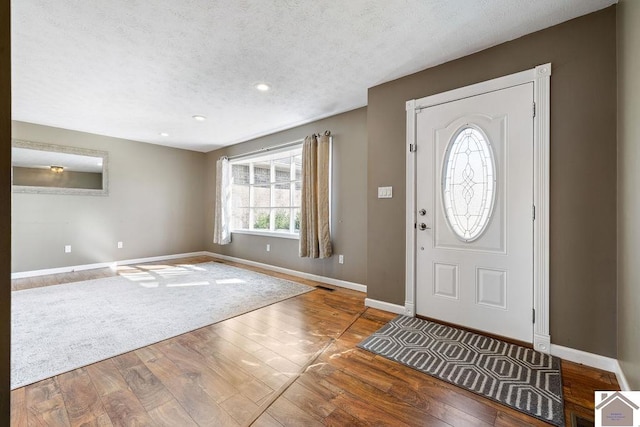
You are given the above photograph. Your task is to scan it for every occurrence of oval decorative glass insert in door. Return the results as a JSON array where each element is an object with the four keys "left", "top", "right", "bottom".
[{"left": 442, "top": 126, "right": 496, "bottom": 242}]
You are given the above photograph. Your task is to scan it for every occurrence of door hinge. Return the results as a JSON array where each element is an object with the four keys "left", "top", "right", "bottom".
[
  {"left": 533, "top": 102, "right": 536, "bottom": 118},
  {"left": 532, "top": 205, "right": 536, "bottom": 220},
  {"left": 532, "top": 308, "right": 536, "bottom": 324},
  {"left": 409, "top": 144, "right": 417, "bottom": 153}
]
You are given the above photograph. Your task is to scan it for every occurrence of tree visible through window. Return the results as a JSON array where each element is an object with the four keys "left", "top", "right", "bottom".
[{"left": 230, "top": 146, "right": 302, "bottom": 236}]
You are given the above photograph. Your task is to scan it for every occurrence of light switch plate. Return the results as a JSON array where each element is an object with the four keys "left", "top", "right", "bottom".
[{"left": 378, "top": 186, "right": 393, "bottom": 199}]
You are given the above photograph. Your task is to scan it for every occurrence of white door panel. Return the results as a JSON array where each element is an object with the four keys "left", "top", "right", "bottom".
[{"left": 415, "top": 83, "right": 534, "bottom": 343}]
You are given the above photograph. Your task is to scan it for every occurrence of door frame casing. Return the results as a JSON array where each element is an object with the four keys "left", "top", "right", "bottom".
[{"left": 404, "top": 64, "right": 552, "bottom": 353}]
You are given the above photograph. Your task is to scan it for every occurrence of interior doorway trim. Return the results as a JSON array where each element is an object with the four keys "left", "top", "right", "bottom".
[{"left": 405, "top": 64, "right": 552, "bottom": 353}]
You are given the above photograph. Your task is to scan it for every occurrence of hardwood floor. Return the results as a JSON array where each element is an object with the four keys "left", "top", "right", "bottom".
[{"left": 11, "top": 256, "right": 618, "bottom": 426}]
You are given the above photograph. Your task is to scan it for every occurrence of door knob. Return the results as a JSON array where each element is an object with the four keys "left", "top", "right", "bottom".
[{"left": 418, "top": 223, "right": 431, "bottom": 231}]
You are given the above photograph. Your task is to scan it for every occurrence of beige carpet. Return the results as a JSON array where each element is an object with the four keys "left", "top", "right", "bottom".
[{"left": 11, "top": 262, "right": 312, "bottom": 389}]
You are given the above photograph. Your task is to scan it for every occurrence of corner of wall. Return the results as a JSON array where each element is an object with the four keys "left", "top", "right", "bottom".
[{"left": 616, "top": 0, "right": 640, "bottom": 391}]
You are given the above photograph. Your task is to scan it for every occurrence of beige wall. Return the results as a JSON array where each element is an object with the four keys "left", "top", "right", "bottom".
[
  {"left": 1, "top": 0, "right": 10, "bottom": 418},
  {"left": 11, "top": 122, "right": 207, "bottom": 272},
  {"left": 367, "top": 8, "right": 618, "bottom": 356},
  {"left": 205, "top": 108, "right": 367, "bottom": 285},
  {"left": 617, "top": 0, "right": 640, "bottom": 389}
]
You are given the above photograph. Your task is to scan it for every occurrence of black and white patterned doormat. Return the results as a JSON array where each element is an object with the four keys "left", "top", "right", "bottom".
[{"left": 358, "top": 315, "right": 564, "bottom": 426}]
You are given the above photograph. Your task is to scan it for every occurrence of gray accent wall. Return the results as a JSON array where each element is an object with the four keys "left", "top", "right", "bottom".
[
  {"left": 11, "top": 122, "right": 207, "bottom": 272},
  {"left": 367, "top": 8, "right": 618, "bottom": 357},
  {"left": 205, "top": 108, "right": 367, "bottom": 286},
  {"left": 617, "top": 0, "right": 640, "bottom": 389}
]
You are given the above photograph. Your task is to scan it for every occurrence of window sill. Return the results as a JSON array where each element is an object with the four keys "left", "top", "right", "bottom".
[{"left": 231, "top": 230, "right": 300, "bottom": 240}]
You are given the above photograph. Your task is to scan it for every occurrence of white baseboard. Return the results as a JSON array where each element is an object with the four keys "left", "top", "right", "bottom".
[
  {"left": 205, "top": 252, "right": 366, "bottom": 293},
  {"left": 550, "top": 343, "right": 630, "bottom": 389},
  {"left": 615, "top": 361, "right": 632, "bottom": 391},
  {"left": 117, "top": 252, "right": 208, "bottom": 267},
  {"left": 12, "top": 262, "right": 112, "bottom": 279},
  {"left": 11, "top": 251, "right": 208, "bottom": 279},
  {"left": 550, "top": 344, "right": 618, "bottom": 372},
  {"left": 364, "top": 298, "right": 406, "bottom": 315},
  {"left": 12, "top": 251, "right": 367, "bottom": 294}
]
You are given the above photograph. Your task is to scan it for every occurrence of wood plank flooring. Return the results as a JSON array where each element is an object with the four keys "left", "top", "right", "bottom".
[{"left": 11, "top": 256, "right": 618, "bottom": 426}]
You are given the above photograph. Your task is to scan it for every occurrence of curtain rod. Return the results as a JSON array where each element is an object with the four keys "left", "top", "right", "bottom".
[
  {"left": 224, "top": 139, "right": 303, "bottom": 161},
  {"left": 223, "top": 131, "right": 330, "bottom": 161}
]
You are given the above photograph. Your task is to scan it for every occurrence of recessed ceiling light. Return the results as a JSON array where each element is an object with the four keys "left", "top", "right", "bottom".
[
  {"left": 255, "top": 83, "right": 271, "bottom": 92},
  {"left": 159, "top": 132, "right": 169, "bottom": 137},
  {"left": 192, "top": 115, "right": 207, "bottom": 121}
]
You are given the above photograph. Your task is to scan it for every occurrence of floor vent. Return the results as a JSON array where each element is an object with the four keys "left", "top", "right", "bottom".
[{"left": 570, "top": 412, "right": 594, "bottom": 427}]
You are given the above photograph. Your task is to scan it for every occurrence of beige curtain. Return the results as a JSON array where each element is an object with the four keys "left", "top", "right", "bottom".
[
  {"left": 213, "top": 157, "right": 232, "bottom": 245},
  {"left": 299, "top": 131, "right": 332, "bottom": 258}
]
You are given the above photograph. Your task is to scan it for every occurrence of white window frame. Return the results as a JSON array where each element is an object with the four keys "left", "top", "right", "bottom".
[{"left": 229, "top": 144, "right": 303, "bottom": 239}]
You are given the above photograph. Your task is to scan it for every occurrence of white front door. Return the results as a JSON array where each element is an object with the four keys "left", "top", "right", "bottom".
[{"left": 415, "top": 83, "right": 534, "bottom": 343}]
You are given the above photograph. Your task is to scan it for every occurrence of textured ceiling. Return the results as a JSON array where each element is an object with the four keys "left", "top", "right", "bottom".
[{"left": 12, "top": 0, "right": 616, "bottom": 152}]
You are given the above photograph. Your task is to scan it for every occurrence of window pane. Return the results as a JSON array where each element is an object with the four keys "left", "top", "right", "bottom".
[
  {"left": 229, "top": 144, "right": 305, "bottom": 235},
  {"left": 292, "top": 209, "right": 300, "bottom": 232},
  {"left": 253, "top": 185, "right": 271, "bottom": 208},
  {"left": 232, "top": 208, "right": 250, "bottom": 230},
  {"left": 274, "top": 181, "right": 290, "bottom": 190},
  {"left": 232, "top": 164, "right": 249, "bottom": 185},
  {"left": 274, "top": 209, "right": 290, "bottom": 231},
  {"left": 273, "top": 182, "right": 290, "bottom": 207},
  {"left": 293, "top": 181, "right": 301, "bottom": 207},
  {"left": 252, "top": 208, "right": 270, "bottom": 230},
  {"left": 253, "top": 162, "right": 270, "bottom": 184},
  {"left": 232, "top": 184, "right": 249, "bottom": 208},
  {"left": 294, "top": 155, "right": 302, "bottom": 181},
  {"left": 274, "top": 157, "right": 291, "bottom": 183}
]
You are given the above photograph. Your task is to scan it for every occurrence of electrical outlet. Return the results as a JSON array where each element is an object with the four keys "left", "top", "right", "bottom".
[
  {"left": 64, "top": 245, "right": 71, "bottom": 253},
  {"left": 117, "top": 241, "right": 123, "bottom": 249},
  {"left": 338, "top": 254, "right": 344, "bottom": 264},
  {"left": 266, "top": 244, "right": 270, "bottom": 252}
]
